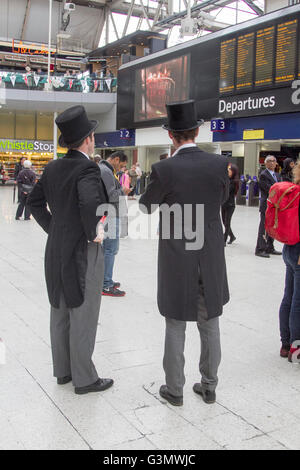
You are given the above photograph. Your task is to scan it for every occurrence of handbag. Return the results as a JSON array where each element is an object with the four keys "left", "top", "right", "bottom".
[{"left": 21, "top": 183, "right": 34, "bottom": 194}]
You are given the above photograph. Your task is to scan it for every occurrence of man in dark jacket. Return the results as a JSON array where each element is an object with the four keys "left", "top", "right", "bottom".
[
  {"left": 255, "top": 155, "right": 282, "bottom": 258},
  {"left": 98, "top": 151, "right": 130, "bottom": 297},
  {"left": 28, "top": 105, "right": 113, "bottom": 395},
  {"left": 140, "top": 100, "right": 229, "bottom": 406}
]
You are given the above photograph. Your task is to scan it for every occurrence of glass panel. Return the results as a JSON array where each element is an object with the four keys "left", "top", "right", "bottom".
[
  {"left": 0, "top": 111, "right": 15, "bottom": 138},
  {"left": 15, "top": 112, "right": 35, "bottom": 140}
]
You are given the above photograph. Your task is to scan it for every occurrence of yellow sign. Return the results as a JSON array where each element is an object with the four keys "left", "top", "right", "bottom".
[{"left": 243, "top": 129, "right": 265, "bottom": 140}]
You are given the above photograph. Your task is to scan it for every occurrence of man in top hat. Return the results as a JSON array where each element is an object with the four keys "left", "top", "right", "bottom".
[
  {"left": 28, "top": 105, "right": 114, "bottom": 395},
  {"left": 140, "top": 100, "right": 229, "bottom": 406}
]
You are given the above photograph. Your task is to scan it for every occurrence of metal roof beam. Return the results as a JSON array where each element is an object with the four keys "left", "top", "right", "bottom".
[
  {"left": 21, "top": 0, "right": 31, "bottom": 40},
  {"left": 153, "top": 0, "right": 233, "bottom": 29},
  {"left": 242, "top": 0, "right": 264, "bottom": 15}
]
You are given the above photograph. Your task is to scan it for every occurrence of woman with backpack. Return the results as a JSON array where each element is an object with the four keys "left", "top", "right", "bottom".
[
  {"left": 15, "top": 160, "right": 36, "bottom": 221},
  {"left": 278, "top": 161, "right": 300, "bottom": 361}
]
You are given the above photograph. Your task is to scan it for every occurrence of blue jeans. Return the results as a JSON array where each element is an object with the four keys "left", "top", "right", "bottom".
[
  {"left": 102, "top": 218, "right": 119, "bottom": 289},
  {"left": 279, "top": 242, "right": 300, "bottom": 345},
  {"left": 136, "top": 178, "right": 141, "bottom": 196}
]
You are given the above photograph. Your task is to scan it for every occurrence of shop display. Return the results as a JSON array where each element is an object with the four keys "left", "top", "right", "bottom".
[{"left": 0, "top": 152, "right": 53, "bottom": 183}]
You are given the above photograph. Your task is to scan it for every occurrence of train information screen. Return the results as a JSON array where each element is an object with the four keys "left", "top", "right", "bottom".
[
  {"left": 236, "top": 33, "right": 255, "bottom": 90},
  {"left": 220, "top": 39, "right": 236, "bottom": 93},
  {"left": 220, "top": 17, "right": 299, "bottom": 93},
  {"left": 255, "top": 26, "right": 275, "bottom": 87},
  {"left": 275, "top": 19, "right": 297, "bottom": 83}
]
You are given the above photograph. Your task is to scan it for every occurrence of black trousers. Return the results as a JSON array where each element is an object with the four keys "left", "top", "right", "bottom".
[
  {"left": 222, "top": 205, "right": 235, "bottom": 242},
  {"left": 16, "top": 193, "right": 31, "bottom": 220},
  {"left": 255, "top": 211, "right": 274, "bottom": 254}
]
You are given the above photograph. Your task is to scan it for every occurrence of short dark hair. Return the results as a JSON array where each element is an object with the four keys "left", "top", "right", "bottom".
[
  {"left": 108, "top": 151, "right": 128, "bottom": 163},
  {"left": 159, "top": 153, "right": 168, "bottom": 161},
  {"left": 68, "top": 132, "right": 93, "bottom": 150},
  {"left": 171, "top": 128, "right": 197, "bottom": 144}
]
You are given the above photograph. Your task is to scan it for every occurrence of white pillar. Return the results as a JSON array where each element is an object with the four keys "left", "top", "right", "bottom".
[
  {"left": 244, "top": 142, "right": 260, "bottom": 176},
  {"left": 53, "top": 111, "right": 58, "bottom": 159},
  {"left": 47, "top": 0, "right": 52, "bottom": 90},
  {"left": 137, "top": 147, "right": 147, "bottom": 171}
]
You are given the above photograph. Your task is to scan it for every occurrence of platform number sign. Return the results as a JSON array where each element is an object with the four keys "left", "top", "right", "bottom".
[
  {"left": 211, "top": 119, "right": 227, "bottom": 132},
  {"left": 120, "top": 129, "right": 131, "bottom": 139}
]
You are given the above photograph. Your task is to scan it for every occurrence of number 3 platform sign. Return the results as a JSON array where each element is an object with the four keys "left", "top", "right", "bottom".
[{"left": 210, "top": 119, "right": 227, "bottom": 132}]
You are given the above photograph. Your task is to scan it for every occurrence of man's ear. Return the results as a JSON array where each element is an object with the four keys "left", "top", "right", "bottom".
[
  {"left": 168, "top": 131, "right": 173, "bottom": 140},
  {"left": 195, "top": 127, "right": 200, "bottom": 137}
]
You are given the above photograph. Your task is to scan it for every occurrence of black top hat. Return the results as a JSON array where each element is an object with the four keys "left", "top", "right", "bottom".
[
  {"left": 56, "top": 105, "right": 99, "bottom": 148},
  {"left": 162, "top": 100, "right": 204, "bottom": 132}
]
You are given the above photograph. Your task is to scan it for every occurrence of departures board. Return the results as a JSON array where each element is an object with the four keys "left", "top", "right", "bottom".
[
  {"left": 220, "top": 18, "right": 298, "bottom": 93},
  {"left": 117, "top": 5, "right": 300, "bottom": 129}
]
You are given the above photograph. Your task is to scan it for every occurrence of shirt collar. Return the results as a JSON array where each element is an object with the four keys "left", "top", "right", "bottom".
[
  {"left": 172, "top": 143, "right": 197, "bottom": 158},
  {"left": 77, "top": 150, "right": 90, "bottom": 160}
]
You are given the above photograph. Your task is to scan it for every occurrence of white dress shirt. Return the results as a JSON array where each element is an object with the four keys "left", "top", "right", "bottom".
[{"left": 172, "top": 143, "right": 197, "bottom": 158}]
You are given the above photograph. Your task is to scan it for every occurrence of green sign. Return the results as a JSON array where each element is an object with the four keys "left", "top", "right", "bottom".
[{"left": 0, "top": 139, "right": 54, "bottom": 153}]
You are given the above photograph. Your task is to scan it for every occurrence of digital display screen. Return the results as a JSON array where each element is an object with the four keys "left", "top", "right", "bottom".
[
  {"left": 275, "top": 19, "right": 297, "bottom": 83},
  {"left": 220, "top": 39, "right": 236, "bottom": 93},
  {"left": 134, "top": 55, "right": 189, "bottom": 122},
  {"left": 255, "top": 26, "right": 275, "bottom": 87},
  {"left": 236, "top": 32, "right": 255, "bottom": 90}
]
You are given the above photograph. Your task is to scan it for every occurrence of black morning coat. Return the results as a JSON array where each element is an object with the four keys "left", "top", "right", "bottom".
[
  {"left": 139, "top": 146, "right": 230, "bottom": 322},
  {"left": 258, "top": 169, "right": 281, "bottom": 214},
  {"left": 28, "top": 150, "right": 108, "bottom": 309}
]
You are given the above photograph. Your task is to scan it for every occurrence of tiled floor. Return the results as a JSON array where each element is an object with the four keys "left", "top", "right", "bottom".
[{"left": 0, "top": 185, "right": 298, "bottom": 450}]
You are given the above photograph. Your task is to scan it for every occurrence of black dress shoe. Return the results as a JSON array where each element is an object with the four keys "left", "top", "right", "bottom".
[
  {"left": 75, "top": 378, "right": 114, "bottom": 395},
  {"left": 228, "top": 235, "right": 236, "bottom": 245},
  {"left": 159, "top": 385, "right": 183, "bottom": 406},
  {"left": 255, "top": 251, "right": 270, "bottom": 258},
  {"left": 267, "top": 250, "right": 282, "bottom": 255},
  {"left": 193, "top": 383, "right": 216, "bottom": 404},
  {"left": 57, "top": 375, "right": 72, "bottom": 385}
]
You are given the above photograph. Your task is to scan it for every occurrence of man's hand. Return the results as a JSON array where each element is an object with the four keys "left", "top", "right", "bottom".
[{"left": 93, "top": 222, "right": 105, "bottom": 244}]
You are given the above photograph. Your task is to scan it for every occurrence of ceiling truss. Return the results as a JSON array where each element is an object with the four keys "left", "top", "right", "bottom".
[{"left": 53, "top": 0, "right": 264, "bottom": 47}]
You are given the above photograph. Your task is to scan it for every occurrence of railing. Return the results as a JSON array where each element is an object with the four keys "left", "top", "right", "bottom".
[{"left": 0, "top": 72, "right": 117, "bottom": 93}]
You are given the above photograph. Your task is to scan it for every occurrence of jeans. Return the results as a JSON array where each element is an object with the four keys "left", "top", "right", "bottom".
[
  {"left": 279, "top": 242, "right": 300, "bottom": 346},
  {"left": 16, "top": 192, "right": 31, "bottom": 219},
  {"left": 102, "top": 218, "right": 119, "bottom": 289},
  {"left": 136, "top": 178, "right": 141, "bottom": 196}
]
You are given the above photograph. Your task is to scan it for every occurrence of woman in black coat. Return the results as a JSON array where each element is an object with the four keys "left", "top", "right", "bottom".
[
  {"left": 281, "top": 158, "right": 295, "bottom": 182},
  {"left": 14, "top": 156, "right": 26, "bottom": 203},
  {"left": 222, "top": 163, "right": 239, "bottom": 246}
]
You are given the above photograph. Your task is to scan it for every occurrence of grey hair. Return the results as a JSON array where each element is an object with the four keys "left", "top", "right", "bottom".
[
  {"left": 265, "top": 155, "right": 276, "bottom": 164},
  {"left": 23, "top": 160, "right": 32, "bottom": 168}
]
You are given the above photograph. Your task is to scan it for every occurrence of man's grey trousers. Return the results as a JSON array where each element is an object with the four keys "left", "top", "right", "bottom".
[
  {"left": 163, "top": 280, "right": 221, "bottom": 397},
  {"left": 50, "top": 243, "right": 104, "bottom": 388}
]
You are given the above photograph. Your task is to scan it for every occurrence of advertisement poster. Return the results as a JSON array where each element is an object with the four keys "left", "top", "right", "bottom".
[{"left": 134, "top": 55, "right": 189, "bottom": 122}]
